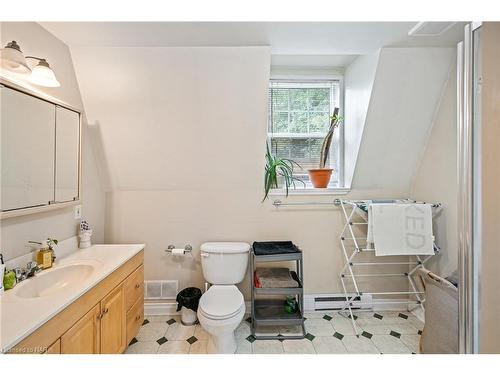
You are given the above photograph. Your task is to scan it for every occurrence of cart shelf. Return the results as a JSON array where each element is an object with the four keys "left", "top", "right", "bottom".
[
  {"left": 254, "top": 271, "right": 303, "bottom": 295},
  {"left": 253, "top": 299, "right": 304, "bottom": 326}
]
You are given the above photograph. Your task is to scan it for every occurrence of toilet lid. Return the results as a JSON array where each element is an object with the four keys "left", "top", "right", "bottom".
[{"left": 199, "top": 285, "right": 244, "bottom": 320}]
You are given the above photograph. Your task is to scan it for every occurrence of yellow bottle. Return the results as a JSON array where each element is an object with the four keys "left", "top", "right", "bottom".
[{"left": 36, "top": 247, "right": 53, "bottom": 269}]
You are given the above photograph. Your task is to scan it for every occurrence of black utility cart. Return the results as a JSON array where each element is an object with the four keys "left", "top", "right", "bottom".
[{"left": 250, "top": 242, "right": 306, "bottom": 340}]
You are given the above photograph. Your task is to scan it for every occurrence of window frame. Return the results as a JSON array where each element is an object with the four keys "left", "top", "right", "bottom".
[{"left": 268, "top": 74, "right": 346, "bottom": 193}]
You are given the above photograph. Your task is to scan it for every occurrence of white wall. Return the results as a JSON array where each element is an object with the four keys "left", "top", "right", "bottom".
[
  {"left": 411, "top": 60, "right": 458, "bottom": 277},
  {"left": 344, "top": 51, "right": 380, "bottom": 187},
  {"left": 0, "top": 22, "right": 105, "bottom": 261},
  {"left": 69, "top": 45, "right": 458, "bottom": 300}
]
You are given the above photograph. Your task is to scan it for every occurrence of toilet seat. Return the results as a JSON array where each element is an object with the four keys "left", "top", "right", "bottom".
[{"left": 199, "top": 285, "right": 244, "bottom": 320}]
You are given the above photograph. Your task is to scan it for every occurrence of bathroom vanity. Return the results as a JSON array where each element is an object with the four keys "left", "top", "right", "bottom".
[{"left": 1, "top": 244, "right": 144, "bottom": 354}]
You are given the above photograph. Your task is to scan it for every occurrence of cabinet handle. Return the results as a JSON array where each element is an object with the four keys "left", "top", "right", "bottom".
[
  {"left": 103, "top": 307, "right": 109, "bottom": 315},
  {"left": 135, "top": 283, "right": 141, "bottom": 289},
  {"left": 135, "top": 314, "right": 141, "bottom": 321}
]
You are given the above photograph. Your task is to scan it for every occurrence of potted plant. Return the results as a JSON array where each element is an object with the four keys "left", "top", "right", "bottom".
[
  {"left": 263, "top": 142, "right": 304, "bottom": 201},
  {"left": 308, "top": 108, "right": 342, "bottom": 188}
]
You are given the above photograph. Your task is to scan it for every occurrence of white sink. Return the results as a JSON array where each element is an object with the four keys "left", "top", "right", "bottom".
[{"left": 15, "top": 262, "right": 99, "bottom": 299}]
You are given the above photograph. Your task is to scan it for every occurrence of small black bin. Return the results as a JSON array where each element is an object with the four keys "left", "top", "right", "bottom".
[{"left": 176, "top": 287, "right": 202, "bottom": 325}]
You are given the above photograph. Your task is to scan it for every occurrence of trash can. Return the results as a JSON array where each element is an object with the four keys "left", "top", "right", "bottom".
[{"left": 176, "top": 287, "right": 202, "bottom": 325}]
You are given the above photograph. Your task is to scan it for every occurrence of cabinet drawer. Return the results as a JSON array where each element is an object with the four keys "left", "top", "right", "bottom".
[
  {"left": 124, "top": 265, "right": 144, "bottom": 312},
  {"left": 126, "top": 297, "right": 144, "bottom": 344}
]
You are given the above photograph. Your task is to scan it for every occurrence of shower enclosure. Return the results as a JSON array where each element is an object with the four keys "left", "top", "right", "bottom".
[{"left": 458, "top": 22, "right": 500, "bottom": 354}]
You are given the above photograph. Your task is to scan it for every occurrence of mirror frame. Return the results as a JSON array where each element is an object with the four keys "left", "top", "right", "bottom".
[{"left": 0, "top": 78, "right": 82, "bottom": 219}]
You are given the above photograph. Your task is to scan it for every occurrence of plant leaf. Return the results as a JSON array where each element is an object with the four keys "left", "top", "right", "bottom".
[{"left": 263, "top": 140, "right": 303, "bottom": 201}]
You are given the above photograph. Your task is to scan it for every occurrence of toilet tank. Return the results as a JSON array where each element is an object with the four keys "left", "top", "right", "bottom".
[{"left": 200, "top": 242, "right": 250, "bottom": 284}]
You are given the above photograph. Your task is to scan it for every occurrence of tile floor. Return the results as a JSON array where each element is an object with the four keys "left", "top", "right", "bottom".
[{"left": 125, "top": 310, "right": 423, "bottom": 354}]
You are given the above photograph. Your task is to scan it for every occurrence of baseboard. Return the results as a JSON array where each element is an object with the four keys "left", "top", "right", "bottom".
[{"left": 144, "top": 301, "right": 180, "bottom": 316}]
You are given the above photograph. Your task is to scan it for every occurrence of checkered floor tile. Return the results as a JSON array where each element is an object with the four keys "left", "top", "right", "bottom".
[{"left": 126, "top": 311, "right": 423, "bottom": 354}]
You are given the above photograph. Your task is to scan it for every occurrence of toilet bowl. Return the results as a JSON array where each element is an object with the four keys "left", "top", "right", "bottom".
[
  {"left": 198, "top": 285, "right": 245, "bottom": 354},
  {"left": 197, "top": 241, "right": 250, "bottom": 354}
]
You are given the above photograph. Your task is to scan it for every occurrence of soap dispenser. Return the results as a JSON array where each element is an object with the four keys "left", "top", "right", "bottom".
[
  {"left": 31, "top": 241, "right": 51, "bottom": 269},
  {"left": 31, "top": 238, "right": 58, "bottom": 270}
]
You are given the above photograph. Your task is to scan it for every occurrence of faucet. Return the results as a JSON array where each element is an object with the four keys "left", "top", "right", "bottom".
[
  {"left": 14, "top": 261, "right": 41, "bottom": 283},
  {"left": 26, "top": 261, "right": 41, "bottom": 277}
]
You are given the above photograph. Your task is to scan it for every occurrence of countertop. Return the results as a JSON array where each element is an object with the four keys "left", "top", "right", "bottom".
[{"left": 0, "top": 244, "right": 144, "bottom": 352}]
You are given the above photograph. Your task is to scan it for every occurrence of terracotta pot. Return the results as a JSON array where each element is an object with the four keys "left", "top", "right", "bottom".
[{"left": 308, "top": 168, "right": 333, "bottom": 188}]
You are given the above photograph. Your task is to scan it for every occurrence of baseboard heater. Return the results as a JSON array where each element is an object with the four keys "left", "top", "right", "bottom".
[{"left": 311, "top": 293, "right": 373, "bottom": 311}]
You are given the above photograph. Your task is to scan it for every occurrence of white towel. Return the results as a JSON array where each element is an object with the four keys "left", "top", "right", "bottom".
[{"left": 368, "top": 203, "right": 434, "bottom": 256}]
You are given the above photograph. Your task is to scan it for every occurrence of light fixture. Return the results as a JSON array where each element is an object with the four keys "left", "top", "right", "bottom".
[
  {"left": 0, "top": 40, "right": 31, "bottom": 74},
  {"left": 26, "top": 57, "right": 61, "bottom": 87}
]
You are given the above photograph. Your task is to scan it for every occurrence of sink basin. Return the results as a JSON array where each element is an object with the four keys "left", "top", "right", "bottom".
[{"left": 15, "top": 263, "right": 97, "bottom": 299}]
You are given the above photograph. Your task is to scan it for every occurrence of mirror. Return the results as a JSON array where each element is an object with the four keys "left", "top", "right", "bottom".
[
  {"left": 55, "top": 106, "right": 80, "bottom": 203},
  {"left": 0, "top": 83, "right": 81, "bottom": 215}
]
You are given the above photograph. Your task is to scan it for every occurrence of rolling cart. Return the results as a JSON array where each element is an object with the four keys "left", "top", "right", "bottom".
[{"left": 250, "top": 250, "right": 306, "bottom": 340}]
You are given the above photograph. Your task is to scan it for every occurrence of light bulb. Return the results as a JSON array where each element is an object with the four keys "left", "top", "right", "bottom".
[{"left": 29, "top": 59, "right": 60, "bottom": 87}]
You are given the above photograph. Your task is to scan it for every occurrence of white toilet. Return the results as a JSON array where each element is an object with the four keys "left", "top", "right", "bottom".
[{"left": 197, "top": 242, "right": 250, "bottom": 354}]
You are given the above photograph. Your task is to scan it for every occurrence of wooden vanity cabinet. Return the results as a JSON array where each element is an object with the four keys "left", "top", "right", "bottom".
[{"left": 12, "top": 250, "right": 143, "bottom": 354}]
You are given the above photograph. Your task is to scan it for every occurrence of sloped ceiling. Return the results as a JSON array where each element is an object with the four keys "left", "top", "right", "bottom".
[
  {"left": 70, "top": 46, "right": 271, "bottom": 191},
  {"left": 351, "top": 48, "right": 455, "bottom": 192},
  {"left": 51, "top": 22, "right": 456, "bottom": 195}
]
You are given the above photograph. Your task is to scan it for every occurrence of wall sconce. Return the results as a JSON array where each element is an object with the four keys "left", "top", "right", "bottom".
[{"left": 0, "top": 40, "right": 60, "bottom": 87}]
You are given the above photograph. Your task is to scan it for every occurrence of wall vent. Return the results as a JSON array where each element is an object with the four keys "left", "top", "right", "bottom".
[
  {"left": 145, "top": 280, "right": 178, "bottom": 300},
  {"left": 408, "top": 22, "right": 456, "bottom": 36}
]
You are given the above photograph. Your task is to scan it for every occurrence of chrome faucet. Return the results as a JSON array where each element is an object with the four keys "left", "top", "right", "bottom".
[
  {"left": 14, "top": 261, "right": 41, "bottom": 283},
  {"left": 26, "top": 261, "right": 41, "bottom": 277}
]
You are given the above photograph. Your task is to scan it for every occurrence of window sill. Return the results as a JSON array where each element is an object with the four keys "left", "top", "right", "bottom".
[{"left": 268, "top": 187, "right": 350, "bottom": 197}]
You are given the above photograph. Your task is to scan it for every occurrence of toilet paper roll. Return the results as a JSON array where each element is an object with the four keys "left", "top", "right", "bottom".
[{"left": 171, "top": 248, "right": 185, "bottom": 255}]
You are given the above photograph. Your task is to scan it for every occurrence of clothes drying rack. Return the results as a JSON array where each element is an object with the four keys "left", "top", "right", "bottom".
[{"left": 272, "top": 198, "right": 441, "bottom": 337}]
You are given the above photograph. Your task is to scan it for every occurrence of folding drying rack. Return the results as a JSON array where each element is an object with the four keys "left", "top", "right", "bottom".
[
  {"left": 336, "top": 199, "right": 441, "bottom": 336},
  {"left": 272, "top": 198, "right": 441, "bottom": 337}
]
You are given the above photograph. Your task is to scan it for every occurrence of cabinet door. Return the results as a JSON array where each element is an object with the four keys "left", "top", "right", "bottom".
[
  {"left": 44, "top": 339, "right": 61, "bottom": 354},
  {"left": 100, "top": 284, "right": 126, "bottom": 354},
  {"left": 61, "top": 304, "right": 100, "bottom": 354},
  {"left": 55, "top": 106, "right": 80, "bottom": 202},
  {"left": 1, "top": 86, "right": 55, "bottom": 211}
]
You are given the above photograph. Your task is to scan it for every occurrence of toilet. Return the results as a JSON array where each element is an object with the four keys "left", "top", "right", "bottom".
[{"left": 197, "top": 242, "right": 250, "bottom": 354}]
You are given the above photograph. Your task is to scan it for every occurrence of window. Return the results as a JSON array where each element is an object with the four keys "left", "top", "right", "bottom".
[{"left": 268, "top": 79, "right": 343, "bottom": 188}]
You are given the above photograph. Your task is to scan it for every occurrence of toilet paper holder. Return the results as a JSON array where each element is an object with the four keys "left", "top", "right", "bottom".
[{"left": 165, "top": 244, "right": 193, "bottom": 255}]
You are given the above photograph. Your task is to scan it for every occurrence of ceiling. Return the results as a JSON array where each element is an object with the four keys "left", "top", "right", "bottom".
[{"left": 41, "top": 22, "right": 466, "bottom": 57}]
